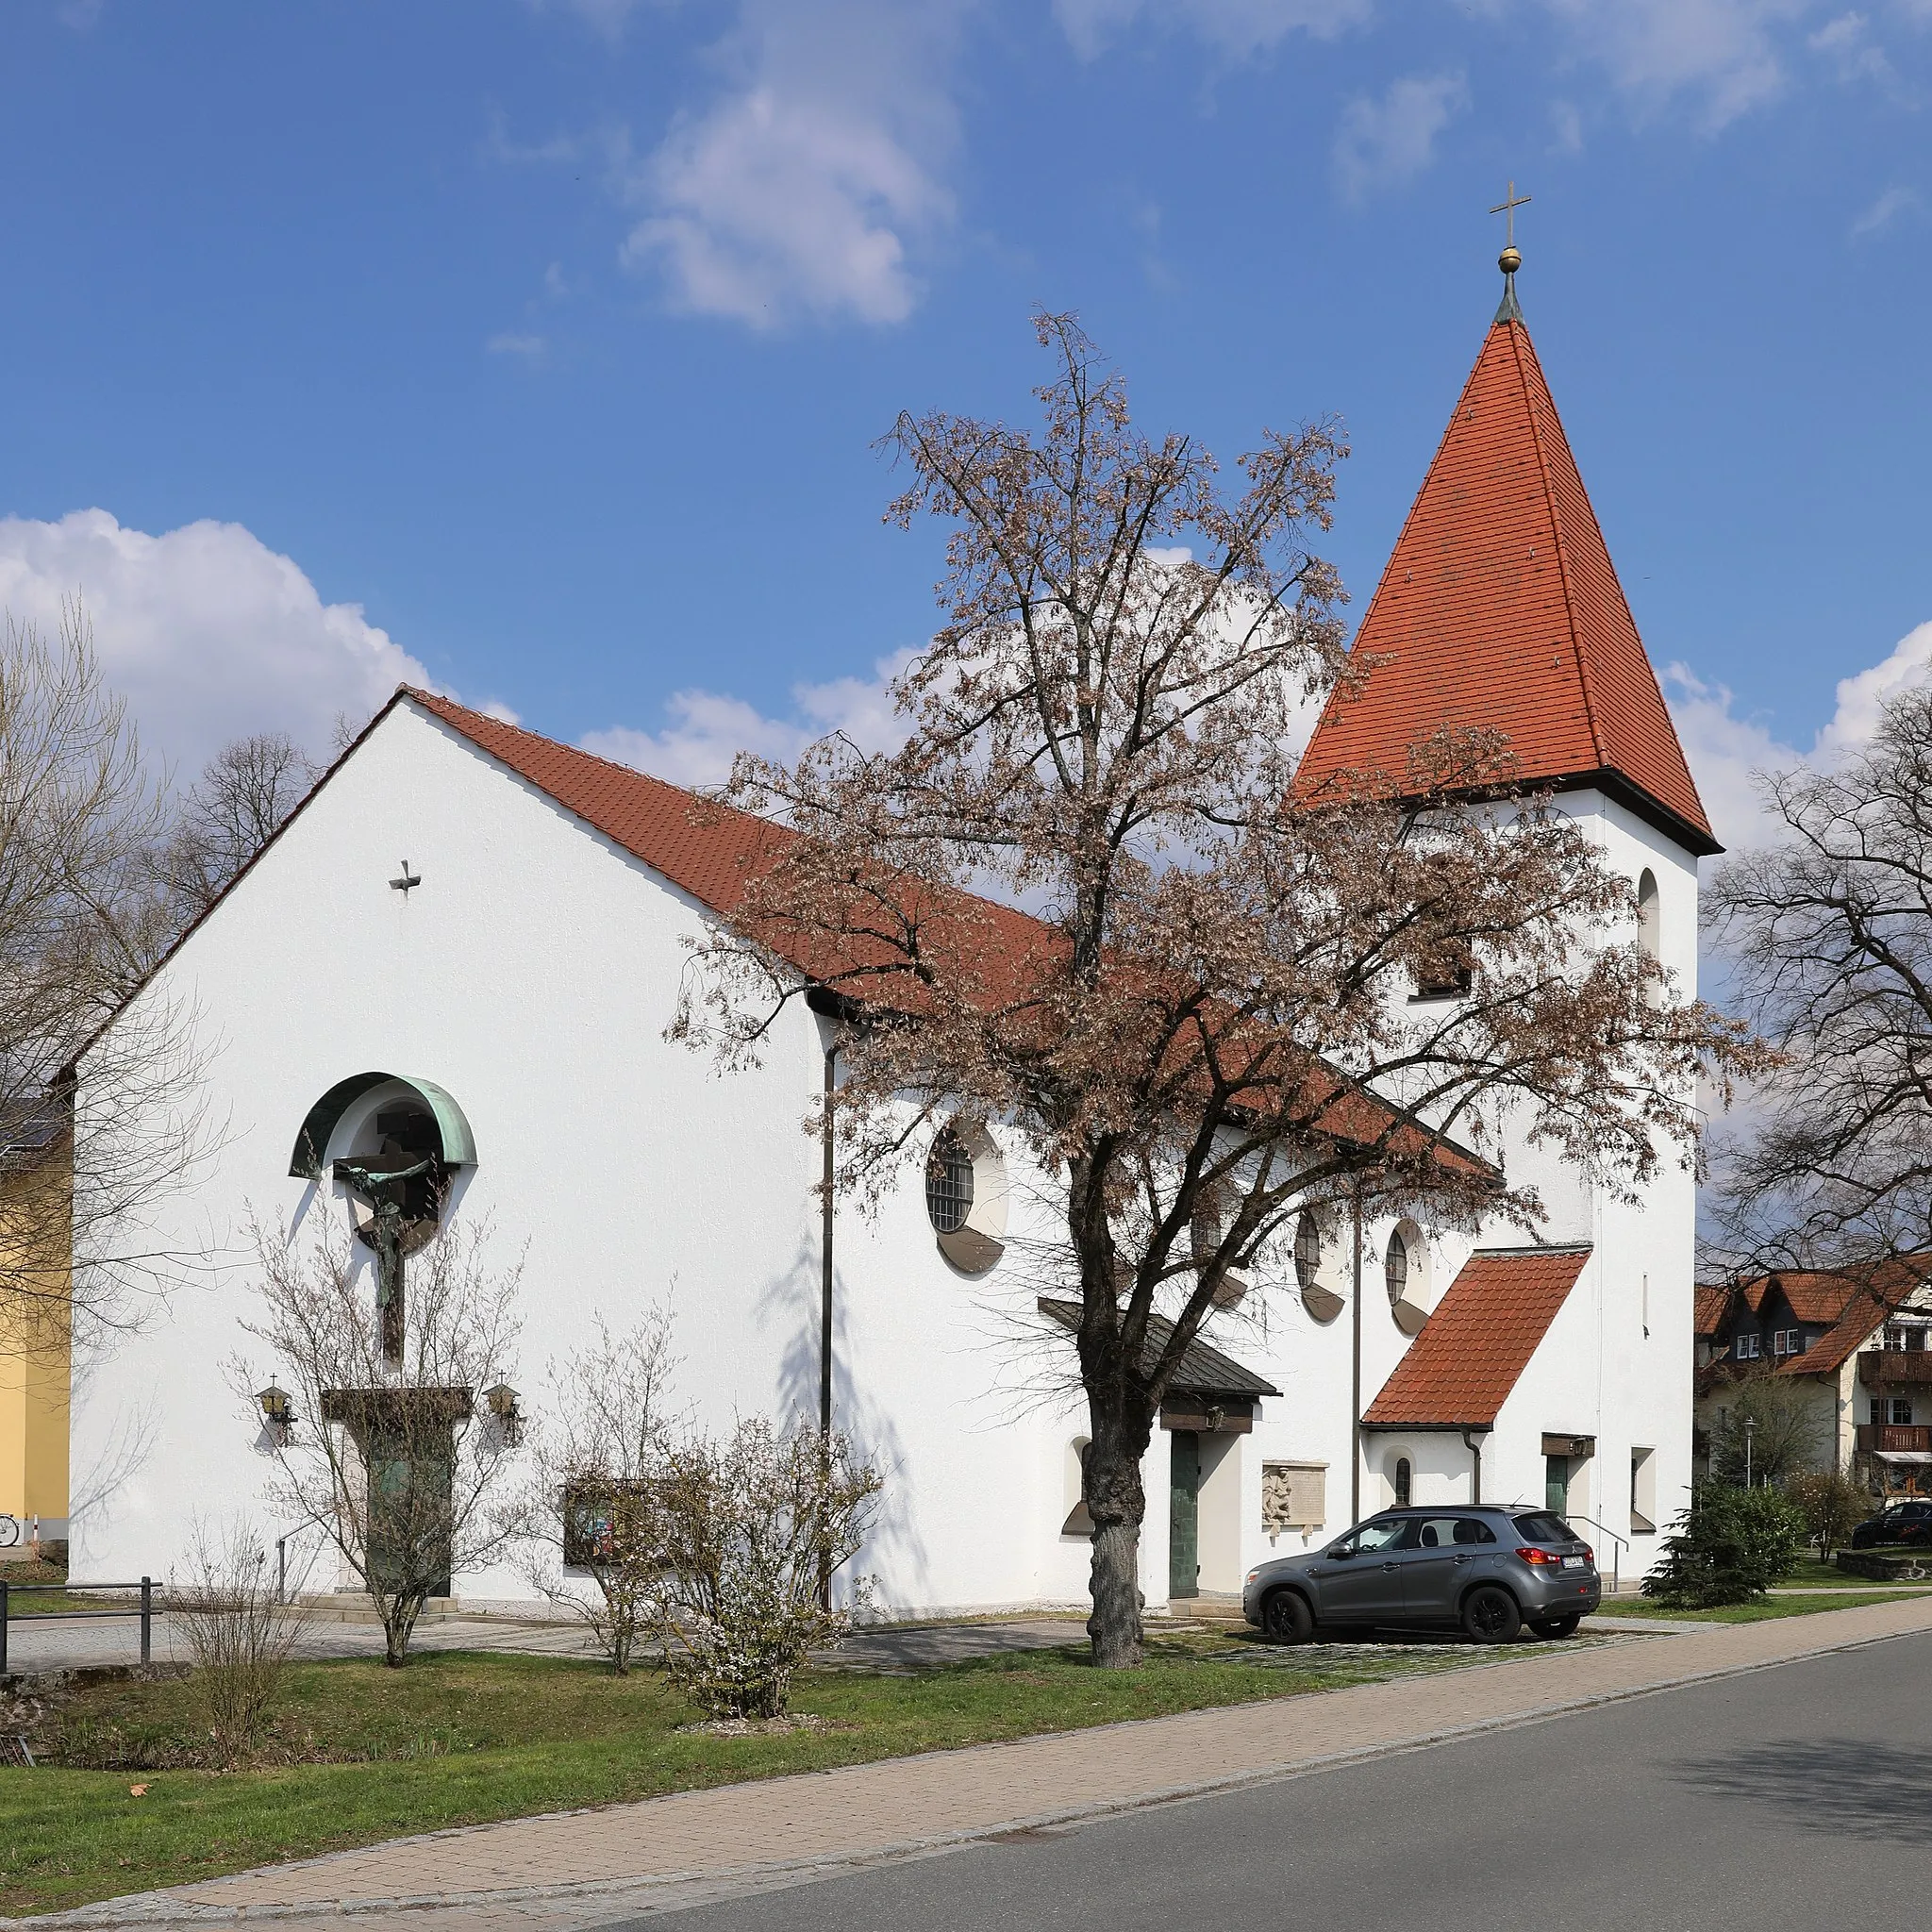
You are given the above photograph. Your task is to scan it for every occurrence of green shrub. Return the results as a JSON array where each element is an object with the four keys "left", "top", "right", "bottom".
[{"left": 1642, "top": 1481, "right": 1805, "bottom": 1608}]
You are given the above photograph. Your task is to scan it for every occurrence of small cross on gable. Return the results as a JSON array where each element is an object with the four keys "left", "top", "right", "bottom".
[{"left": 391, "top": 858, "right": 422, "bottom": 894}]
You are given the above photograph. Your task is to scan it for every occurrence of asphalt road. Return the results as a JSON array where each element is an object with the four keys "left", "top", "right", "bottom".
[{"left": 625, "top": 1628, "right": 1932, "bottom": 1932}]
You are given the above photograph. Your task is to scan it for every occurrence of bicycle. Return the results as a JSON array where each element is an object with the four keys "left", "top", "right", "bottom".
[{"left": 0, "top": 1515, "right": 19, "bottom": 1549}]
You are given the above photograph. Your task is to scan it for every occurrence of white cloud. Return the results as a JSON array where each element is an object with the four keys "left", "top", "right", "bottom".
[
  {"left": 1662, "top": 620, "right": 1932, "bottom": 853},
  {"left": 1660, "top": 663, "right": 1804, "bottom": 854},
  {"left": 1536, "top": 0, "right": 1809, "bottom": 129},
  {"left": 1332, "top": 71, "right": 1469, "bottom": 204},
  {"left": 1851, "top": 183, "right": 1921, "bottom": 237},
  {"left": 0, "top": 510, "right": 433, "bottom": 780},
  {"left": 620, "top": 1, "right": 967, "bottom": 329},
  {"left": 1807, "top": 7, "right": 1892, "bottom": 76},
  {"left": 1055, "top": 0, "right": 1371, "bottom": 60},
  {"left": 583, "top": 649, "right": 918, "bottom": 788},
  {"left": 487, "top": 331, "right": 548, "bottom": 358},
  {"left": 1813, "top": 621, "right": 1932, "bottom": 759}
]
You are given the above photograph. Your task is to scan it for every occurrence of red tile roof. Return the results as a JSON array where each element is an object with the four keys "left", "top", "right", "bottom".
[
  {"left": 1361, "top": 1245, "right": 1591, "bottom": 1427},
  {"left": 1295, "top": 308, "right": 1717, "bottom": 858},
  {"left": 407, "top": 689, "right": 1056, "bottom": 987},
  {"left": 1766, "top": 1271, "right": 1866, "bottom": 1327},
  {"left": 1777, "top": 1259, "right": 1932, "bottom": 1376},
  {"left": 404, "top": 691, "right": 1494, "bottom": 1180},
  {"left": 1694, "top": 1284, "right": 1733, "bottom": 1340},
  {"left": 408, "top": 691, "right": 786, "bottom": 919}
]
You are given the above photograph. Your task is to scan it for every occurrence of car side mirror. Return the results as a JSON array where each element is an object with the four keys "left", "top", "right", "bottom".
[{"left": 1328, "top": 1547, "right": 1353, "bottom": 1560}]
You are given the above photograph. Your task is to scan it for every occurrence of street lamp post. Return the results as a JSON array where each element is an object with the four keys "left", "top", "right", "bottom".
[{"left": 1743, "top": 1417, "right": 1757, "bottom": 1488}]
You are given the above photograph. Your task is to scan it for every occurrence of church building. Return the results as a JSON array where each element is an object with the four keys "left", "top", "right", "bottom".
[{"left": 69, "top": 250, "right": 1716, "bottom": 1614}]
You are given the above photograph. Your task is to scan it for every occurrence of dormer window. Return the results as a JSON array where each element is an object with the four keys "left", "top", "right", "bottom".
[
  {"left": 1413, "top": 950, "right": 1474, "bottom": 1001},
  {"left": 1734, "top": 1332, "right": 1760, "bottom": 1360}
]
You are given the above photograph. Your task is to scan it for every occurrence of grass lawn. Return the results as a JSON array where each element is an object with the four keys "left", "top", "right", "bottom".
[
  {"left": 1593, "top": 1590, "right": 1926, "bottom": 1624},
  {"left": 0, "top": 1630, "right": 1523, "bottom": 1916}
]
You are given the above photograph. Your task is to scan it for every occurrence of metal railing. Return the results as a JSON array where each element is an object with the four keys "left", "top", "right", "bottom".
[
  {"left": 1563, "top": 1516, "right": 1631, "bottom": 1596},
  {"left": 0, "top": 1577, "right": 154, "bottom": 1674}
]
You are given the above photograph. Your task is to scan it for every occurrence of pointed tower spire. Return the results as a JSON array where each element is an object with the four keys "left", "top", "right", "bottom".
[{"left": 1296, "top": 234, "right": 1719, "bottom": 858}]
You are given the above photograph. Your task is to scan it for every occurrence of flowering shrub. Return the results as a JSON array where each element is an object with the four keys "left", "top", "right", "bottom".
[{"left": 654, "top": 1419, "right": 880, "bottom": 1720}]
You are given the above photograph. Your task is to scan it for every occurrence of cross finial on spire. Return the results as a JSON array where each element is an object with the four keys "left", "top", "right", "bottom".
[
  {"left": 1490, "top": 180, "right": 1531, "bottom": 254},
  {"left": 1489, "top": 179, "right": 1531, "bottom": 323}
]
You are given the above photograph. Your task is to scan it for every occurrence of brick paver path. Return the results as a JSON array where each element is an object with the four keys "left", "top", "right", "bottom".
[{"left": 37, "top": 1594, "right": 1932, "bottom": 1929}]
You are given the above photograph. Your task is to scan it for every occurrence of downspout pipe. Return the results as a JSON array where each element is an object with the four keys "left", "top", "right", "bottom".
[
  {"left": 1460, "top": 1426, "right": 1491, "bottom": 1505},
  {"left": 820, "top": 1044, "right": 835, "bottom": 1441},
  {"left": 1351, "top": 1187, "right": 1363, "bottom": 1526}
]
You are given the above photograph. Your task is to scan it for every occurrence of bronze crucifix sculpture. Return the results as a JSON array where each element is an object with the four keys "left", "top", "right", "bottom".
[{"left": 334, "top": 1141, "right": 440, "bottom": 1360}]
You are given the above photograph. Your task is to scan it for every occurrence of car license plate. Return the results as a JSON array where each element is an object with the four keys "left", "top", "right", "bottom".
[{"left": 1561, "top": 1556, "right": 1585, "bottom": 1569}]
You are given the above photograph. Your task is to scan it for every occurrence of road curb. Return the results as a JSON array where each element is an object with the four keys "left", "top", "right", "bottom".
[{"left": 15, "top": 1615, "right": 1932, "bottom": 1928}]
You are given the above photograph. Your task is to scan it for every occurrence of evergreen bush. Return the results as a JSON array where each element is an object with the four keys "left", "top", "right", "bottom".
[{"left": 1642, "top": 1480, "right": 1804, "bottom": 1608}]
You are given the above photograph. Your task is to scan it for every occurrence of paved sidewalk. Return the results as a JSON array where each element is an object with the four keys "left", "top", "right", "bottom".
[
  {"left": 29, "top": 1593, "right": 1932, "bottom": 1931},
  {"left": 1, "top": 1611, "right": 1092, "bottom": 1677}
]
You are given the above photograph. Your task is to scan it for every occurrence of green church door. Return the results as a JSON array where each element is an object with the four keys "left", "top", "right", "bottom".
[
  {"left": 368, "top": 1428, "right": 456, "bottom": 1600},
  {"left": 1170, "top": 1431, "right": 1201, "bottom": 1600},
  {"left": 1545, "top": 1455, "right": 1571, "bottom": 1518}
]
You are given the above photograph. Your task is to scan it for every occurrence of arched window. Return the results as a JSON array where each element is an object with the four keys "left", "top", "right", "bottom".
[
  {"left": 1637, "top": 870, "right": 1661, "bottom": 996},
  {"left": 1385, "top": 1229, "right": 1408, "bottom": 1306},
  {"left": 1294, "top": 1212, "right": 1322, "bottom": 1289},
  {"left": 924, "top": 1127, "right": 974, "bottom": 1234},
  {"left": 1394, "top": 1457, "right": 1412, "bottom": 1507},
  {"left": 1062, "top": 1438, "right": 1094, "bottom": 1537}
]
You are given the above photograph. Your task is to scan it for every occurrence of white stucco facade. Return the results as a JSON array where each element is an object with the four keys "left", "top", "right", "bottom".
[{"left": 69, "top": 696, "right": 1703, "bottom": 1616}]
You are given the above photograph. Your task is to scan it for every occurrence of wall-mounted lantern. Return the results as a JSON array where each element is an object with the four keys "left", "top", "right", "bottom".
[
  {"left": 257, "top": 1383, "right": 295, "bottom": 1445},
  {"left": 484, "top": 1382, "right": 524, "bottom": 1447}
]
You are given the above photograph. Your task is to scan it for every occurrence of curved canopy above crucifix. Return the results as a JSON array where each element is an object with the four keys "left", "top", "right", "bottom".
[{"left": 288, "top": 1072, "right": 478, "bottom": 1179}]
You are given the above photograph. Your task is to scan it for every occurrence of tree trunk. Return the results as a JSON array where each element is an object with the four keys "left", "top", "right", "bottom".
[
  {"left": 380, "top": 1591, "right": 425, "bottom": 1667},
  {"left": 1084, "top": 1415, "right": 1150, "bottom": 1669}
]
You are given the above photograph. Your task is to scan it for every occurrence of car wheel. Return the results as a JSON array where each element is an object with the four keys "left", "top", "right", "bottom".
[
  {"left": 1462, "top": 1584, "right": 1522, "bottom": 1644},
  {"left": 1260, "top": 1589, "right": 1314, "bottom": 1646},
  {"left": 1529, "top": 1614, "right": 1581, "bottom": 1640}
]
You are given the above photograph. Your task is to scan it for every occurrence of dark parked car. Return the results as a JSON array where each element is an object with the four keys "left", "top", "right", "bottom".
[
  {"left": 1848, "top": 1499, "right": 1932, "bottom": 1549},
  {"left": 1242, "top": 1506, "right": 1601, "bottom": 1645}
]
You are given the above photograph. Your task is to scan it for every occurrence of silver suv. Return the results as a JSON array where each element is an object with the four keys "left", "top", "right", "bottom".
[{"left": 1242, "top": 1506, "right": 1600, "bottom": 1645}]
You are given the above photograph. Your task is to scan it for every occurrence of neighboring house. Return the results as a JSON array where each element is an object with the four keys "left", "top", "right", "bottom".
[
  {"left": 65, "top": 257, "right": 1710, "bottom": 1610},
  {"left": 0, "top": 1107, "right": 71, "bottom": 1557},
  {"left": 1695, "top": 1264, "right": 1932, "bottom": 1496}
]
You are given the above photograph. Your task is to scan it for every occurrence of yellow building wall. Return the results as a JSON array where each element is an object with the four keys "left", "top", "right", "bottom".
[{"left": 0, "top": 1135, "right": 71, "bottom": 1533}]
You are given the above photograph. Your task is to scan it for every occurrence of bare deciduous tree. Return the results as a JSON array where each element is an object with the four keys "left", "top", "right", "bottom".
[
  {"left": 675, "top": 312, "right": 1761, "bottom": 1667},
  {"left": 170, "top": 1514, "right": 314, "bottom": 1762},
  {"left": 237, "top": 1213, "right": 526, "bottom": 1666},
  {"left": 158, "top": 732, "right": 316, "bottom": 924},
  {"left": 1707, "top": 688, "right": 1932, "bottom": 1290},
  {"left": 523, "top": 1306, "right": 680, "bottom": 1674},
  {"left": 1706, "top": 1367, "right": 1828, "bottom": 1487},
  {"left": 0, "top": 604, "right": 215, "bottom": 1348}
]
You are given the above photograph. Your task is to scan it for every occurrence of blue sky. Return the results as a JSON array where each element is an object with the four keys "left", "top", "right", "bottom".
[{"left": 1, "top": 0, "right": 1928, "bottom": 846}]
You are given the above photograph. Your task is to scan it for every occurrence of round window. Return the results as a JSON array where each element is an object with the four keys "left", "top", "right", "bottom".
[
  {"left": 925, "top": 1127, "right": 974, "bottom": 1235},
  {"left": 1386, "top": 1230, "right": 1408, "bottom": 1305},
  {"left": 1294, "top": 1212, "right": 1322, "bottom": 1289}
]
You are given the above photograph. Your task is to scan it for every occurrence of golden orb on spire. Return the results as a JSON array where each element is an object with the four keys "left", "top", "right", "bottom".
[{"left": 1499, "top": 242, "right": 1522, "bottom": 275}]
